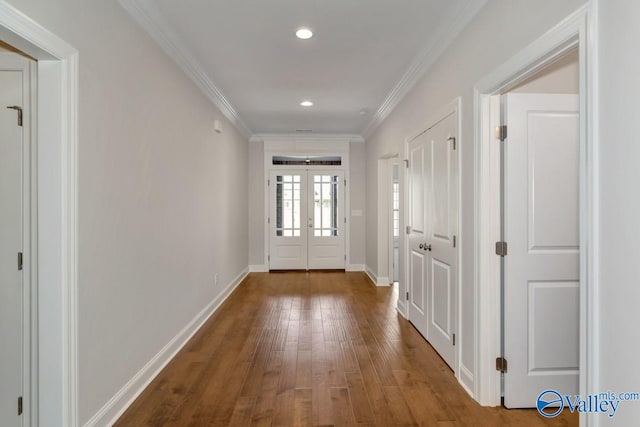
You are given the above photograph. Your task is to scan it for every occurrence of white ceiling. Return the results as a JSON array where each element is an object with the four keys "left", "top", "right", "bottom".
[{"left": 121, "top": 0, "right": 487, "bottom": 137}]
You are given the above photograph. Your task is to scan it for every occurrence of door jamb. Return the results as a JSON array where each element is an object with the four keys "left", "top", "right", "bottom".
[
  {"left": 0, "top": 2, "right": 79, "bottom": 426},
  {"left": 473, "top": 6, "right": 598, "bottom": 426}
]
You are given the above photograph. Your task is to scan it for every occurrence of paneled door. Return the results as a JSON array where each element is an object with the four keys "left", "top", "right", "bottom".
[
  {"left": 0, "top": 68, "right": 25, "bottom": 425},
  {"left": 269, "top": 170, "right": 345, "bottom": 270},
  {"left": 502, "top": 93, "right": 580, "bottom": 408},
  {"left": 407, "top": 109, "right": 459, "bottom": 370}
]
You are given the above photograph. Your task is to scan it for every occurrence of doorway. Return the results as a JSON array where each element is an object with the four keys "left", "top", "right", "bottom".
[
  {"left": 269, "top": 169, "right": 346, "bottom": 270},
  {"left": 474, "top": 6, "right": 597, "bottom": 412},
  {"left": 389, "top": 162, "right": 400, "bottom": 284},
  {"left": 500, "top": 48, "right": 580, "bottom": 408}
]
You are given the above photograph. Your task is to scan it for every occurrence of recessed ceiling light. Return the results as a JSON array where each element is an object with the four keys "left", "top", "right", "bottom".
[
  {"left": 296, "top": 28, "right": 313, "bottom": 40},
  {"left": 300, "top": 100, "right": 314, "bottom": 107}
]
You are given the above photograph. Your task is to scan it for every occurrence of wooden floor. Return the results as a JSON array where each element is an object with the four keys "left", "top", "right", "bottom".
[{"left": 116, "top": 271, "right": 577, "bottom": 426}]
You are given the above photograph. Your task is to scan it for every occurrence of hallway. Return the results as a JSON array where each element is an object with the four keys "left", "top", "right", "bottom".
[{"left": 115, "top": 272, "right": 576, "bottom": 426}]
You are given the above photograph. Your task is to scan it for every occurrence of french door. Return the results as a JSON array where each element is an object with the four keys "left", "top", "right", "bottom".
[{"left": 269, "top": 170, "right": 345, "bottom": 270}]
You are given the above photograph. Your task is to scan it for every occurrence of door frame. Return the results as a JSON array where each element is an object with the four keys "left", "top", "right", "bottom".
[
  {"left": 403, "top": 97, "right": 462, "bottom": 379},
  {"left": 262, "top": 136, "right": 352, "bottom": 271},
  {"left": 473, "top": 5, "right": 598, "bottom": 425},
  {"left": 0, "top": 2, "right": 79, "bottom": 425}
]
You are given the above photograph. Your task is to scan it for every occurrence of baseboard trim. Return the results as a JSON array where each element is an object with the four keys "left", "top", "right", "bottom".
[
  {"left": 396, "top": 300, "right": 408, "bottom": 319},
  {"left": 249, "top": 264, "right": 268, "bottom": 272},
  {"left": 84, "top": 267, "right": 250, "bottom": 427},
  {"left": 346, "top": 264, "right": 365, "bottom": 272},
  {"left": 459, "top": 364, "right": 475, "bottom": 399},
  {"left": 365, "top": 266, "right": 391, "bottom": 287}
]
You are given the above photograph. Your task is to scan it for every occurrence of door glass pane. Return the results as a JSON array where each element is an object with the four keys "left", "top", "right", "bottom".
[
  {"left": 275, "top": 175, "right": 301, "bottom": 237},
  {"left": 313, "top": 175, "right": 339, "bottom": 237}
]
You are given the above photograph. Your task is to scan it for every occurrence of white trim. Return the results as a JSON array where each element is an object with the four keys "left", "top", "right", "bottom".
[
  {"left": 459, "top": 365, "right": 475, "bottom": 398},
  {"left": 473, "top": 6, "right": 598, "bottom": 423},
  {"left": 85, "top": 268, "right": 250, "bottom": 427},
  {"left": 117, "top": 0, "right": 252, "bottom": 139},
  {"left": 365, "top": 266, "right": 390, "bottom": 287},
  {"left": 252, "top": 133, "right": 364, "bottom": 144},
  {"left": 362, "top": 0, "right": 487, "bottom": 138},
  {"left": 0, "top": 3, "right": 79, "bottom": 425},
  {"left": 346, "top": 264, "right": 365, "bottom": 272},
  {"left": 249, "top": 264, "right": 268, "bottom": 273},
  {"left": 396, "top": 300, "right": 408, "bottom": 319}
]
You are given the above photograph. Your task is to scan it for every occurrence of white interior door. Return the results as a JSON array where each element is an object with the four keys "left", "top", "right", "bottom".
[
  {"left": 408, "top": 131, "right": 429, "bottom": 336},
  {"left": 269, "top": 169, "right": 345, "bottom": 270},
  {"left": 0, "top": 68, "right": 25, "bottom": 425},
  {"left": 307, "top": 170, "right": 345, "bottom": 269},
  {"left": 425, "top": 112, "right": 458, "bottom": 370},
  {"left": 503, "top": 93, "right": 580, "bottom": 408},
  {"left": 407, "top": 109, "right": 458, "bottom": 371}
]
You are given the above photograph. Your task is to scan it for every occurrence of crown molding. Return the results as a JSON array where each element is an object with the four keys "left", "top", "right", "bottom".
[
  {"left": 118, "top": 0, "right": 253, "bottom": 139},
  {"left": 361, "top": 0, "right": 487, "bottom": 139},
  {"left": 251, "top": 133, "right": 364, "bottom": 144}
]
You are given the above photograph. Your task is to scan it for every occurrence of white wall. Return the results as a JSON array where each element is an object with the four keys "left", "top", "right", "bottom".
[
  {"left": 597, "top": 0, "right": 640, "bottom": 424},
  {"left": 364, "top": 0, "right": 586, "bottom": 393},
  {"left": 4, "top": 0, "right": 249, "bottom": 424},
  {"left": 349, "top": 141, "right": 366, "bottom": 266}
]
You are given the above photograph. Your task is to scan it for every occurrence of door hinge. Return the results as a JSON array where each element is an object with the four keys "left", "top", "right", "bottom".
[
  {"left": 7, "top": 105, "right": 23, "bottom": 127},
  {"left": 344, "top": 254, "right": 347, "bottom": 261},
  {"left": 404, "top": 159, "right": 409, "bottom": 168},
  {"left": 267, "top": 179, "right": 270, "bottom": 186},
  {"left": 344, "top": 179, "right": 347, "bottom": 186},
  {"left": 18, "top": 396, "right": 22, "bottom": 415},
  {"left": 496, "top": 125, "right": 507, "bottom": 141},
  {"left": 495, "top": 241, "right": 508, "bottom": 257},
  {"left": 448, "top": 136, "right": 456, "bottom": 150},
  {"left": 267, "top": 217, "right": 270, "bottom": 224},
  {"left": 18, "top": 252, "right": 23, "bottom": 271},
  {"left": 344, "top": 217, "right": 347, "bottom": 224},
  {"left": 268, "top": 255, "right": 270, "bottom": 261},
  {"left": 406, "top": 225, "right": 412, "bottom": 235},
  {"left": 406, "top": 291, "right": 409, "bottom": 300},
  {"left": 453, "top": 235, "right": 456, "bottom": 248},
  {"left": 496, "top": 357, "right": 508, "bottom": 373},
  {"left": 453, "top": 333, "right": 456, "bottom": 346}
]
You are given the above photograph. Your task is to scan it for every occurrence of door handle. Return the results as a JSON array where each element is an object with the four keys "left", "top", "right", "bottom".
[
  {"left": 419, "top": 243, "right": 424, "bottom": 249},
  {"left": 424, "top": 243, "right": 432, "bottom": 251}
]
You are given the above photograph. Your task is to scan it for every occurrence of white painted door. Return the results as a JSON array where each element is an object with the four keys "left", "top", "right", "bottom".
[
  {"left": 503, "top": 93, "right": 580, "bottom": 408},
  {"left": 407, "top": 110, "right": 458, "bottom": 370},
  {"left": 307, "top": 171, "right": 345, "bottom": 269},
  {"left": 425, "top": 112, "right": 458, "bottom": 370},
  {"left": 269, "top": 171, "right": 308, "bottom": 269},
  {"left": 269, "top": 170, "right": 345, "bottom": 270},
  {"left": 0, "top": 69, "right": 24, "bottom": 425}
]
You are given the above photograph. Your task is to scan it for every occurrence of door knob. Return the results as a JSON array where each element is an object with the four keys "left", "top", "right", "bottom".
[
  {"left": 424, "top": 243, "right": 432, "bottom": 251},
  {"left": 419, "top": 243, "right": 424, "bottom": 249}
]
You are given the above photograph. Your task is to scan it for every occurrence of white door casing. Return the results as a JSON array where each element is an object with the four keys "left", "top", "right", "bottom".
[
  {"left": 269, "top": 169, "right": 345, "bottom": 270},
  {"left": 503, "top": 93, "right": 580, "bottom": 408},
  {"left": 0, "top": 60, "right": 28, "bottom": 426},
  {"left": 407, "top": 106, "right": 459, "bottom": 370}
]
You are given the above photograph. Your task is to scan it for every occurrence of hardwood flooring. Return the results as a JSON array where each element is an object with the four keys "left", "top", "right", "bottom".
[{"left": 115, "top": 271, "right": 577, "bottom": 426}]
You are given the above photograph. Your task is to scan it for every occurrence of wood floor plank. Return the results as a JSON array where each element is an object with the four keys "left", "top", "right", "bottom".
[{"left": 115, "top": 272, "right": 578, "bottom": 427}]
